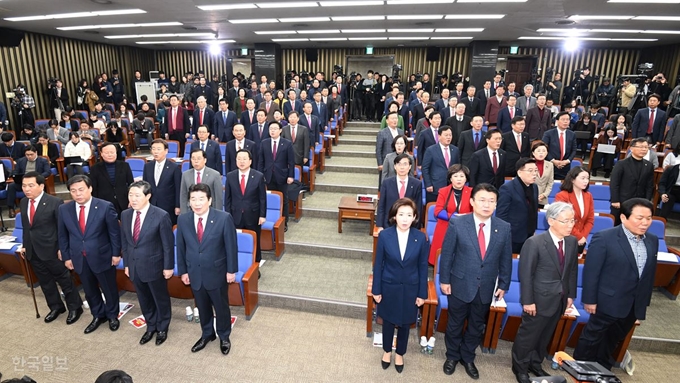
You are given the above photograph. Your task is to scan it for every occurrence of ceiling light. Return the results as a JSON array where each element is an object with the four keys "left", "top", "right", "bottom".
[
  {"left": 332, "top": 16, "right": 385, "bottom": 21},
  {"left": 319, "top": 1, "right": 384, "bottom": 6},
  {"left": 457, "top": 0, "right": 525, "bottom": 2},
  {"left": 136, "top": 39, "right": 235, "bottom": 45},
  {"left": 634, "top": 16, "right": 680, "bottom": 21},
  {"left": 105, "top": 33, "right": 216, "bottom": 39},
  {"left": 229, "top": 18, "right": 279, "bottom": 24},
  {"left": 568, "top": 15, "right": 633, "bottom": 20},
  {"left": 57, "top": 22, "right": 183, "bottom": 31},
  {"left": 348, "top": 37, "right": 388, "bottom": 40},
  {"left": 6, "top": 9, "right": 145, "bottom": 22},
  {"left": 518, "top": 36, "right": 658, "bottom": 42},
  {"left": 430, "top": 36, "right": 473, "bottom": 40},
  {"left": 389, "top": 37, "right": 429, "bottom": 40},
  {"left": 278, "top": 17, "right": 330, "bottom": 22},
  {"left": 608, "top": 0, "right": 680, "bottom": 3},
  {"left": 309, "top": 37, "right": 348, "bottom": 41},
  {"left": 197, "top": 4, "right": 257, "bottom": 10},
  {"left": 257, "top": 2, "right": 319, "bottom": 7},
  {"left": 387, "top": 0, "right": 453, "bottom": 4},
  {"left": 388, "top": 15, "right": 443, "bottom": 20},
  {"left": 271, "top": 38, "right": 309, "bottom": 42},
  {"left": 254, "top": 30, "right": 297, "bottom": 34},
  {"left": 296, "top": 29, "right": 341, "bottom": 34},
  {"left": 209, "top": 43, "right": 223, "bottom": 55},
  {"left": 341, "top": 29, "right": 386, "bottom": 33},
  {"left": 589, "top": 29, "right": 644, "bottom": 33},
  {"left": 537, "top": 28, "right": 589, "bottom": 33},
  {"left": 388, "top": 28, "right": 433, "bottom": 32},
  {"left": 609, "top": 38, "right": 658, "bottom": 41},
  {"left": 435, "top": 28, "right": 484, "bottom": 32},
  {"left": 445, "top": 14, "right": 505, "bottom": 19},
  {"left": 640, "top": 30, "right": 680, "bottom": 34},
  {"left": 564, "top": 38, "right": 580, "bottom": 52}
]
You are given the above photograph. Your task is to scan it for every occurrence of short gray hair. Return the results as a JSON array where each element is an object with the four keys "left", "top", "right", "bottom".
[
  {"left": 546, "top": 202, "right": 574, "bottom": 221},
  {"left": 524, "top": 84, "right": 534, "bottom": 91}
]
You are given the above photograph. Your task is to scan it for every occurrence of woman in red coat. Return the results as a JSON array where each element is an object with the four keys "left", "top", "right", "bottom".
[
  {"left": 555, "top": 165, "right": 594, "bottom": 254},
  {"left": 428, "top": 164, "right": 473, "bottom": 265}
]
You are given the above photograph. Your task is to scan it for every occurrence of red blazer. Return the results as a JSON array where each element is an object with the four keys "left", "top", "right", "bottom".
[
  {"left": 555, "top": 190, "right": 594, "bottom": 242},
  {"left": 428, "top": 185, "right": 473, "bottom": 265},
  {"left": 484, "top": 96, "right": 507, "bottom": 125}
]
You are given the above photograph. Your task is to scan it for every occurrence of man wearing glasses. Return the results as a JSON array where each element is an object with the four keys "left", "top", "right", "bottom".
[
  {"left": 609, "top": 138, "right": 654, "bottom": 225},
  {"left": 496, "top": 158, "right": 540, "bottom": 254}
]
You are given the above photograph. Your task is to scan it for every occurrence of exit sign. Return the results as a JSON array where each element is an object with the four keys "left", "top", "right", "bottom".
[{"left": 366, "top": 47, "right": 374, "bottom": 55}]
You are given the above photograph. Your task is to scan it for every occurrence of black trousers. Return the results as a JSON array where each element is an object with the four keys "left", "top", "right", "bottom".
[
  {"left": 78, "top": 257, "right": 119, "bottom": 320},
  {"left": 168, "top": 131, "right": 186, "bottom": 160},
  {"left": 132, "top": 277, "right": 171, "bottom": 333},
  {"left": 511, "top": 304, "right": 564, "bottom": 373},
  {"left": 573, "top": 306, "right": 637, "bottom": 370},
  {"left": 381, "top": 318, "right": 411, "bottom": 355},
  {"left": 28, "top": 254, "right": 82, "bottom": 312},
  {"left": 611, "top": 206, "right": 622, "bottom": 226},
  {"left": 7, "top": 183, "right": 20, "bottom": 209},
  {"left": 590, "top": 152, "right": 616, "bottom": 172},
  {"left": 193, "top": 283, "right": 232, "bottom": 341},
  {"left": 576, "top": 139, "right": 590, "bottom": 156},
  {"left": 660, "top": 185, "right": 680, "bottom": 219},
  {"left": 267, "top": 180, "right": 289, "bottom": 223},
  {"left": 445, "top": 291, "right": 489, "bottom": 363},
  {"left": 66, "top": 164, "right": 85, "bottom": 179},
  {"left": 512, "top": 241, "right": 526, "bottom": 254}
]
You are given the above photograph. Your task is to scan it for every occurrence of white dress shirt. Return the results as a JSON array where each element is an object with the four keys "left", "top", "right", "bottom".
[
  {"left": 131, "top": 202, "right": 151, "bottom": 233},
  {"left": 28, "top": 192, "right": 45, "bottom": 225},
  {"left": 397, "top": 228, "right": 409, "bottom": 260},
  {"left": 473, "top": 214, "right": 491, "bottom": 250},
  {"left": 194, "top": 210, "right": 210, "bottom": 232},
  {"left": 76, "top": 197, "right": 93, "bottom": 224}
]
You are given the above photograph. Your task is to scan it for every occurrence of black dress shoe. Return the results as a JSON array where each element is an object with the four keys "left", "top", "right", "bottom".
[
  {"left": 515, "top": 372, "right": 532, "bottom": 383},
  {"left": 66, "top": 308, "right": 83, "bottom": 325},
  {"left": 140, "top": 331, "right": 156, "bottom": 345},
  {"left": 220, "top": 340, "right": 231, "bottom": 355},
  {"left": 8, "top": 208, "right": 16, "bottom": 218},
  {"left": 84, "top": 317, "right": 107, "bottom": 334},
  {"left": 44, "top": 308, "right": 66, "bottom": 323},
  {"left": 395, "top": 363, "right": 403, "bottom": 373},
  {"left": 109, "top": 318, "right": 120, "bottom": 331},
  {"left": 155, "top": 331, "right": 167, "bottom": 345},
  {"left": 528, "top": 365, "right": 550, "bottom": 377},
  {"left": 381, "top": 360, "right": 390, "bottom": 370},
  {"left": 443, "top": 359, "right": 458, "bottom": 375},
  {"left": 191, "top": 335, "right": 216, "bottom": 352},
  {"left": 461, "top": 361, "right": 480, "bottom": 380}
]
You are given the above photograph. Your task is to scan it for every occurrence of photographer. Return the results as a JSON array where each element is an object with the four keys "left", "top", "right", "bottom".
[
  {"left": 46, "top": 78, "right": 69, "bottom": 120},
  {"left": 566, "top": 68, "right": 592, "bottom": 104},
  {"left": 10, "top": 85, "right": 35, "bottom": 128},
  {"left": 669, "top": 83, "right": 680, "bottom": 118},
  {"left": 594, "top": 78, "right": 614, "bottom": 108},
  {"left": 545, "top": 72, "right": 562, "bottom": 104},
  {"left": 649, "top": 72, "right": 672, "bottom": 111},
  {"left": 350, "top": 73, "right": 364, "bottom": 121},
  {"left": 618, "top": 77, "right": 637, "bottom": 115},
  {"left": 110, "top": 70, "right": 125, "bottom": 105},
  {"left": 361, "top": 71, "right": 377, "bottom": 122},
  {"left": 0, "top": 100, "right": 7, "bottom": 131}
]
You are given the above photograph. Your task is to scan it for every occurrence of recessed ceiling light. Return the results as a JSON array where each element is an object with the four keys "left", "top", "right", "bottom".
[
  {"left": 136, "top": 39, "right": 235, "bottom": 44},
  {"left": 634, "top": 16, "right": 680, "bottom": 21},
  {"left": 341, "top": 29, "right": 386, "bottom": 33},
  {"left": 569, "top": 15, "right": 633, "bottom": 20},
  {"left": 229, "top": 18, "right": 279, "bottom": 24},
  {"left": 271, "top": 38, "right": 309, "bottom": 42},
  {"left": 640, "top": 30, "right": 680, "bottom": 34},
  {"left": 609, "top": 38, "right": 658, "bottom": 41},
  {"left": 389, "top": 37, "right": 430, "bottom": 40},
  {"left": 348, "top": 37, "right": 388, "bottom": 40},
  {"left": 589, "top": 29, "right": 645, "bottom": 33},
  {"left": 197, "top": 4, "right": 257, "bottom": 11},
  {"left": 296, "top": 29, "right": 341, "bottom": 34},
  {"left": 57, "top": 22, "right": 183, "bottom": 31},
  {"left": 430, "top": 36, "right": 473, "bottom": 40},
  {"left": 257, "top": 2, "right": 319, "bottom": 8},
  {"left": 435, "top": 28, "right": 484, "bottom": 32},
  {"left": 279, "top": 17, "right": 330, "bottom": 22},
  {"left": 445, "top": 14, "right": 505, "bottom": 19},
  {"left": 5, "top": 9, "right": 145, "bottom": 22},
  {"left": 608, "top": 0, "right": 680, "bottom": 3},
  {"left": 518, "top": 36, "right": 658, "bottom": 42},
  {"left": 537, "top": 28, "right": 589, "bottom": 33},
  {"left": 309, "top": 37, "right": 348, "bottom": 41},
  {"left": 387, "top": 0, "right": 454, "bottom": 4},
  {"left": 319, "top": 1, "right": 384, "bottom": 6},
  {"left": 457, "top": 0, "right": 525, "bottom": 2},
  {"left": 388, "top": 15, "right": 443, "bottom": 20},
  {"left": 388, "top": 28, "right": 433, "bottom": 33},
  {"left": 332, "top": 16, "right": 385, "bottom": 21},
  {"left": 105, "top": 33, "right": 216, "bottom": 39},
  {"left": 254, "top": 30, "right": 297, "bottom": 35}
]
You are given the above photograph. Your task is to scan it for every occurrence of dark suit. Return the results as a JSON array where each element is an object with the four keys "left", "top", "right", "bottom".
[
  {"left": 476, "top": 89, "right": 491, "bottom": 116},
  {"left": 283, "top": 100, "right": 303, "bottom": 119},
  {"left": 412, "top": 103, "right": 426, "bottom": 126},
  {"left": 225, "top": 139, "right": 256, "bottom": 174},
  {"left": 496, "top": 106, "right": 523, "bottom": 133},
  {"left": 212, "top": 109, "right": 238, "bottom": 143},
  {"left": 416, "top": 127, "right": 439, "bottom": 167},
  {"left": 461, "top": 97, "right": 482, "bottom": 118},
  {"left": 496, "top": 177, "right": 539, "bottom": 253},
  {"left": 500, "top": 131, "right": 531, "bottom": 176},
  {"left": 143, "top": 159, "right": 182, "bottom": 225},
  {"left": 444, "top": 116, "right": 468, "bottom": 141},
  {"left": 311, "top": 101, "right": 328, "bottom": 127},
  {"left": 574, "top": 226, "right": 658, "bottom": 370},
  {"left": 247, "top": 122, "right": 270, "bottom": 148},
  {"left": 632, "top": 107, "right": 666, "bottom": 143},
  {"left": 422, "top": 144, "right": 460, "bottom": 203},
  {"left": 457, "top": 129, "right": 487, "bottom": 167},
  {"left": 121, "top": 205, "right": 174, "bottom": 333},
  {"left": 240, "top": 109, "right": 257, "bottom": 128},
  {"left": 7, "top": 157, "right": 51, "bottom": 209},
  {"left": 257, "top": 137, "right": 295, "bottom": 222},
  {"left": 225, "top": 168, "right": 267, "bottom": 261},
  {"left": 192, "top": 108, "right": 215, "bottom": 136},
  {"left": 376, "top": 176, "right": 422, "bottom": 228},
  {"left": 542, "top": 128, "right": 578, "bottom": 180},
  {"left": 299, "top": 113, "right": 321, "bottom": 145},
  {"left": 190, "top": 140, "right": 223, "bottom": 175},
  {"left": 468, "top": 148, "right": 506, "bottom": 189},
  {"left": 434, "top": 98, "right": 447, "bottom": 112},
  {"left": 21, "top": 193, "right": 82, "bottom": 313},
  {"left": 0, "top": 141, "right": 26, "bottom": 161},
  {"left": 162, "top": 106, "right": 191, "bottom": 158},
  {"left": 512, "top": 232, "right": 578, "bottom": 374},
  {"left": 282, "top": 124, "right": 310, "bottom": 166},
  {"left": 440, "top": 105, "right": 456, "bottom": 123},
  {"left": 440, "top": 214, "right": 512, "bottom": 363},
  {"left": 90, "top": 160, "right": 134, "bottom": 216},
  {"left": 39, "top": 142, "right": 60, "bottom": 165},
  {"left": 609, "top": 157, "right": 654, "bottom": 224},
  {"left": 525, "top": 106, "right": 551, "bottom": 140},
  {"left": 376, "top": 127, "right": 404, "bottom": 167},
  {"left": 176, "top": 208, "right": 238, "bottom": 341},
  {"left": 589, "top": 112, "right": 606, "bottom": 131},
  {"left": 259, "top": 101, "right": 281, "bottom": 123},
  {"left": 57, "top": 198, "right": 121, "bottom": 320}
]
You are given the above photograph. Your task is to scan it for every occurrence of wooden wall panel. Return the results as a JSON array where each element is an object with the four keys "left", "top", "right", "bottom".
[
  {"left": 154, "top": 49, "right": 245, "bottom": 82},
  {"left": 0, "top": 32, "right": 155, "bottom": 128},
  {"left": 641, "top": 44, "right": 680, "bottom": 83}
]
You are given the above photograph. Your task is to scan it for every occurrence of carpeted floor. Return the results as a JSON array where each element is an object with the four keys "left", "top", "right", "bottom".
[{"left": 0, "top": 276, "right": 678, "bottom": 383}]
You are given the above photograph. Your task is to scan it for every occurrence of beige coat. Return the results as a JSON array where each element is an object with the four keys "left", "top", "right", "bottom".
[{"left": 536, "top": 160, "right": 555, "bottom": 205}]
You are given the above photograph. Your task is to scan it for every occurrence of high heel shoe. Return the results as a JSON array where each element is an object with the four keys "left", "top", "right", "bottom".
[
  {"left": 381, "top": 353, "right": 391, "bottom": 370},
  {"left": 395, "top": 355, "right": 404, "bottom": 373}
]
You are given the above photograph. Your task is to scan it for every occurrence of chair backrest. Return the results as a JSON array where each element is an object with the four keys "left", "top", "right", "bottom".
[
  {"left": 536, "top": 210, "right": 549, "bottom": 233},
  {"left": 504, "top": 259, "right": 521, "bottom": 304},
  {"left": 12, "top": 213, "right": 23, "bottom": 239},
  {"left": 75, "top": 110, "right": 89, "bottom": 120},
  {"left": 0, "top": 157, "right": 14, "bottom": 172},
  {"left": 167, "top": 140, "right": 179, "bottom": 159},
  {"left": 51, "top": 140, "right": 63, "bottom": 156},
  {"left": 426, "top": 202, "right": 437, "bottom": 242},
  {"left": 236, "top": 229, "right": 256, "bottom": 274},
  {"left": 34, "top": 119, "right": 51, "bottom": 130},
  {"left": 649, "top": 217, "right": 665, "bottom": 239},
  {"left": 125, "top": 158, "right": 146, "bottom": 179},
  {"left": 589, "top": 184, "right": 611, "bottom": 213},
  {"left": 591, "top": 213, "right": 614, "bottom": 235},
  {"left": 266, "top": 190, "right": 283, "bottom": 220},
  {"left": 183, "top": 142, "right": 192, "bottom": 160},
  {"left": 181, "top": 160, "right": 191, "bottom": 173},
  {"left": 570, "top": 158, "right": 583, "bottom": 169},
  {"left": 547, "top": 181, "right": 562, "bottom": 203},
  {"left": 294, "top": 166, "right": 301, "bottom": 181},
  {"left": 219, "top": 143, "right": 226, "bottom": 157},
  {"left": 576, "top": 263, "right": 585, "bottom": 288}
]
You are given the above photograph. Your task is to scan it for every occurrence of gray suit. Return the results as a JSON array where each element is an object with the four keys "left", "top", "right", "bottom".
[
  {"left": 665, "top": 114, "right": 680, "bottom": 150},
  {"left": 376, "top": 127, "right": 404, "bottom": 166},
  {"left": 179, "top": 167, "right": 224, "bottom": 214},
  {"left": 511, "top": 231, "right": 578, "bottom": 374},
  {"left": 517, "top": 96, "right": 537, "bottom": 116},
  {"left": 282, "top": 124, "right": 310, "bottom": 167}
]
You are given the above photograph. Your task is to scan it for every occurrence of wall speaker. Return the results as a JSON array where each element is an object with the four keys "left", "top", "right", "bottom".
[
  {"left": 306, "top": 48, "right": 318, "bottom": 62},
  {"left": 426, "top": 47, "right": 441, "bottom": 62},
  {"left": 0, "top": 28, "right": 25, "bottom": 47}
]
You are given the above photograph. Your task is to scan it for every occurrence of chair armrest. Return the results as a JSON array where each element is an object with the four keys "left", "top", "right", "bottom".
[
  {"left": 241, "top": 263, "right": 259, "bottom": 319},
  {"left": 426, "top": 280, "right": 438, "bottom": 306}
]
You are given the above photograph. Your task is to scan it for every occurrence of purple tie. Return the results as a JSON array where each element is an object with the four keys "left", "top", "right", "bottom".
[{"left": 272, "top": 140, "right": 277, "bottom": 160}]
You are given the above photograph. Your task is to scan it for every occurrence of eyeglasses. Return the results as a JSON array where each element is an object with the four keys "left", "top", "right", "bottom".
[
  {"left": 631, "top": 145, "right": 649, "bottom": 150},
  {"left": 474, "top": 199, "right": 497, "bottom": 206},
  {"left": 519, "top": 168, "right": 539, "bottom": 174},
  {"left": 555, "top": 219, "right": 576, "bottom": 225}
]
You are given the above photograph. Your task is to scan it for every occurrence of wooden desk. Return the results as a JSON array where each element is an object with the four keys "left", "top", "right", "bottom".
[
  {"left": 338, "top": 197, "right": 375, "bottom": 235},
  {"left": 655, "top": 248, "right": 680, "bottom": 299}
]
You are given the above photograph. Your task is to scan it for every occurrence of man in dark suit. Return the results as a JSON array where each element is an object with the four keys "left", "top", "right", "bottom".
[
  {"left": 440, "top": 183, "right": 512, "bottom": 380},
  {"left": 90, "top": 143, "right": 134, "bottom": 216},
  {"left": 241, "top": 99, "right": 257, "bottom": 128},
  {"left": 259, "top": 91, "right": 281, "bottom": 123},
  {"left": 247, "top": 109, "right": 270, "bottom": 149},
  {"left": 631, "top": 94, "right": 667, "bottom": 143},
  {"left": 193, "top": 77, "right": 213, "bottom": 107},
  {"left": 7, "top": 145, "right": 51, "bottom": 218},
  {"left": 543, "top": 112, "right": 578, "bottom": 180},
  {"left": 609, "top": 138, "right": 654, "bottom": 225},
  {"left": 496, "top": 94, "right": 523, "bottom": 133},
  {"left": 0, "top": 132, "right": 26, "bottom": 160},
  {"left": 476, "top": 81, "right": 492, "bottom": 116},
  {"left": 434, "top": 89, "right": 450, "bottom": 112},
  {"left": 451, "top": 82, "right": 465, "bottom": 101},
  {"left": 227, "top": 77, "right": 241, "bottom": 109},
  {"left": 121, "top": 180, "right": 174, "bottom": 346},
  {"left": 257, "top": 121, "right": 295, "bottom": 227},
  {"left": 162, "top": 95, "right": 191, "bottom": 160},
  {"left": 512, "top": 202, "right": 579, "bottom": 383},
  {"left": 469, "top": 130, "right": 506, "bottom": 189},
  {"left": 457, "top": 116, "right": 487, "bottom": 167},
  {"left": 213, "top": 98, "right": 238, "bottom": 143},
  {"left": 20, "top": 171, "right": 83, "bottom": 325},
  {"left": 422, "top": 126, "right": 461, "bottom": 203},
  {"left": 376, "top": 153, "right": 423, "bottom": 229},
  {"left": 484, "top": 85, "right": 507, "bottom": 128},
  {"left": 300, "top": 102, "right": 321, "bottom": 146},
  {"left": 525, "top": 95, "right": 551, "bottom": 141},
  {"left": 445, "top": 103, "right": 471, "bottom": 141},
  {"left": 376, "top": 113, "right": 405, "bottom": 182},
  {"left": 283, "top": 89, "right": 303, "bottom": 119},
  {"left": 143, "top": 139, "right": 182, "bottom": 225},
  {"left": 190, "top": 125, "right": 223, "bottom": 175},
  {"left": 179, "top": 149, "right": 224, "bottom": 214},
  {"left": 225, "top": 149, "right": 267, "bottom": 262},
  {"left": 416, "top": 111, "right": 443, "bottom": 168},
  {"left": 192, "top": 96, "right": 215, "bottom": 138},
  {"left": 496, "top": 158, "right": 539, "bottom": 254},
  {"left": 461, "top": 86, "right": 482, "bottom": 118},
  {"left": 58, "top": 175, "right": 121, "bottom": 334},
  {"left": 440, "top": 96, "right": 459, "bottom": 122},
  {"left": 500, "top": 117, "right": 531, "bottom": 177},
  {"left": 412, "top": 92, "right": 430, "bottom": 126},
  {"left": 311, "top": 91, "right": 329, "bottom": 130},
  {"left": 588, "top": 104, "right": 607, "bottom": 131},
  {"left": 226, "top": 124, "right": 256, "bottom": 173},
  {"left": 282, "top": 112, "right": 310, "bottom": 167},
  {"left": 574, "top": 198, "right": 658, "bottom": 370},
  {"left": 177, "top": 184, "right": 238, "bottom": 355},
  {"left": 37, "top": 133, "right": 60, "bottom": 166}
]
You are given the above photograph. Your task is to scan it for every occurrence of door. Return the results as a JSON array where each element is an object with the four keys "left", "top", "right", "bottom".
[{"left": 506, "top": 58, "right": 534, "bottom": 89}]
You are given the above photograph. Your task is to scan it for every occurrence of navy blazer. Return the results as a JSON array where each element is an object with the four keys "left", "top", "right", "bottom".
[
  {"left": 57, "top": 198, "right": 121, "bottom": 275},
  {"left": 257, "top": 137, "right": 295, "bottom": 184},
  {"left": 440, "top": 214, "right": 513, "bottom": 304},
  {"left": 142, "top": 159, "right": 182, "bottom": 224},
  {"left": 299, "top": 114, "right": 321, "bottom": 145},
  {"left": 224, "top": 168, "right": 267, "bottom": 227},
  {"left": 377, "top": 176, "right": 422, "bottom": 229},
  {"left": 582, "top": 226, "right": 658, "bottom": 320},
  {"left": 311, "top": 101, "right": 328, "bottom": 127},
  {"left": 632, "top": 107, "right": 667, "bottom": 143},
  {"left": 283, "top": 100, "right": 303, "bottom": 119},
  {"left": 0, "top": 141, "right": 26, "bottom": 161},
  {"left": 14, "top": 156, "right": 51, "bottom": 178},
  {"left": 247, "top": 122, "right": 270, "bottom": 148},
  {"left": 225, "top": 139, "right": 256, "bottom": 174},
  {"left": 496, "top": 177, "right": 539, "bottom": 244},
  {"left": 496, "top": 106, "right": 523, "bottom": 133},
  {"left": 120, "top": 205, "right": 174, "bottom": 283},
  {"left": 468, "top": 148, "right": 506, "bottom": 189},
  {"left": 416, "top": 127, "right": 438, "bottom": 165},
  {"left": 457, "top": 129, "right": 487, "bottom": 167},
  {"left": 440, "top": 106, "right": 457, "bottom": 123},
  {"left": 372, "top": 226, "right": 429, "bottom": 325},
  {"left": 461, "top": 97, "right": 482, "bottom": 118},
  {"left": 176, "top": 208, "right": 238, "bottom": 291},
  {"left": 190, "top": 140, "right": 223, "bottom": 175},
  {"left": 434, "top": 98, "right": 447, "bottom": 112},
  {"left": 192, "top": 108, "right": 215, "bottom": 136},
  {"left": 212, "top": 109, "right": 238, "bottom": 142},
  {"left": 241, "top": 109, "right": 257, "bottom": 127},
  {"left": 543, "top": 128, "right": 577, "bottom": 162},
  {"left": 422, "top": 144, "right": 461, "bottom": 192}
]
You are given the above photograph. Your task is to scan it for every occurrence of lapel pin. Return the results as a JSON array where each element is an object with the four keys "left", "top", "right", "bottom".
[
  {"left": 415, "top": 239, "right": 418, "bottom": 242},
  {"left": 210, "top": 220, "right": 214, "bottom": 224},
  {"left": 494, "top": 229, "right": 497, "bottom": 232},
  {"left": 95, "top": 206, "right": 98, "bottom": 209}
]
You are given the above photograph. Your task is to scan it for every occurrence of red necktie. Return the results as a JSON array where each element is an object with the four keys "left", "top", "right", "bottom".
[
  {"left": 79, "top": 205, "right": 86, "bottom": 234},
  {"left": 647, "top": 109, "right": 655, "bottom": 134},
  {"left": 492, "top": 152, "right": 498, "bottom": 173},
  {"left": 307, "top": 115, "right": 312, "bottom": 127},
  {"left": 240, "top": 174, "right": 246, "bottom": 195},
  {"left": 478, "top": 223, "right": 486, "bottom": 260},
  {"left": 272, "top": 141, "right": 277, "bottom": 160},
  {"left": 559, "top": 132, "right": 565, "bottom": 160},
  {"left": 444, "top": 147, "right": 450, "bottom": 168},
  {"left": 557, "top": 240, "right": 565, "bottom": 271},
  {"left": 399, "top": 180, "right": 406, "bottom": 198},
  {"left": 199, "top": 109, "right": 204, "bottom": 125},
  {"left": 197, "top": 217, "right": 204, "bottom": 243},
  {"left": 266, "top": 103, "right": 270, "bottom": 113},
  {"left": 29, "top": 199, "right": 36, "bottom": 226},
  {"left": 133, "top": 211, "right": 141, "bottom": 243},
  {"left": 196, "top": 170, "right": 201, "bottom": 184},
  {"left": 292, "top": 126, "right": 296, "bottom": 143},
  {"left": 510, "top": 107, "right": 514, "bottom": 119},
  {"left": 516, "top": 134, "right": 522, "bottom": 151}
]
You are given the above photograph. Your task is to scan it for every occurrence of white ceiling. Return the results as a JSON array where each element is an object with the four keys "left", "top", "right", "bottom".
[{"left": 0, "top": 0, "right": 679, "bottom": 49}]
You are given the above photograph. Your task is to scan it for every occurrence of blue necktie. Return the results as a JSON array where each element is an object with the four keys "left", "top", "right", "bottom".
[
  {"left": 201, "top": 143, "right": 205, "bottom": 151},
  {"left": 474, "top": 132, "right": 480, "bottom": 148},
  {"left": 223, "top": 112, "right": 227, "bottom": 124}
]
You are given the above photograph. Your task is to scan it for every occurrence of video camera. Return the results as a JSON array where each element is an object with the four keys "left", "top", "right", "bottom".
[
  {"left": 333, "top": 64, "right": 344, "bottom": 77},
  {"left": 47, "top": 77, "right": 58, "bottom": 87},
  {"left": 392, "top": 64, "right": 403, "bottom": 82}
]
